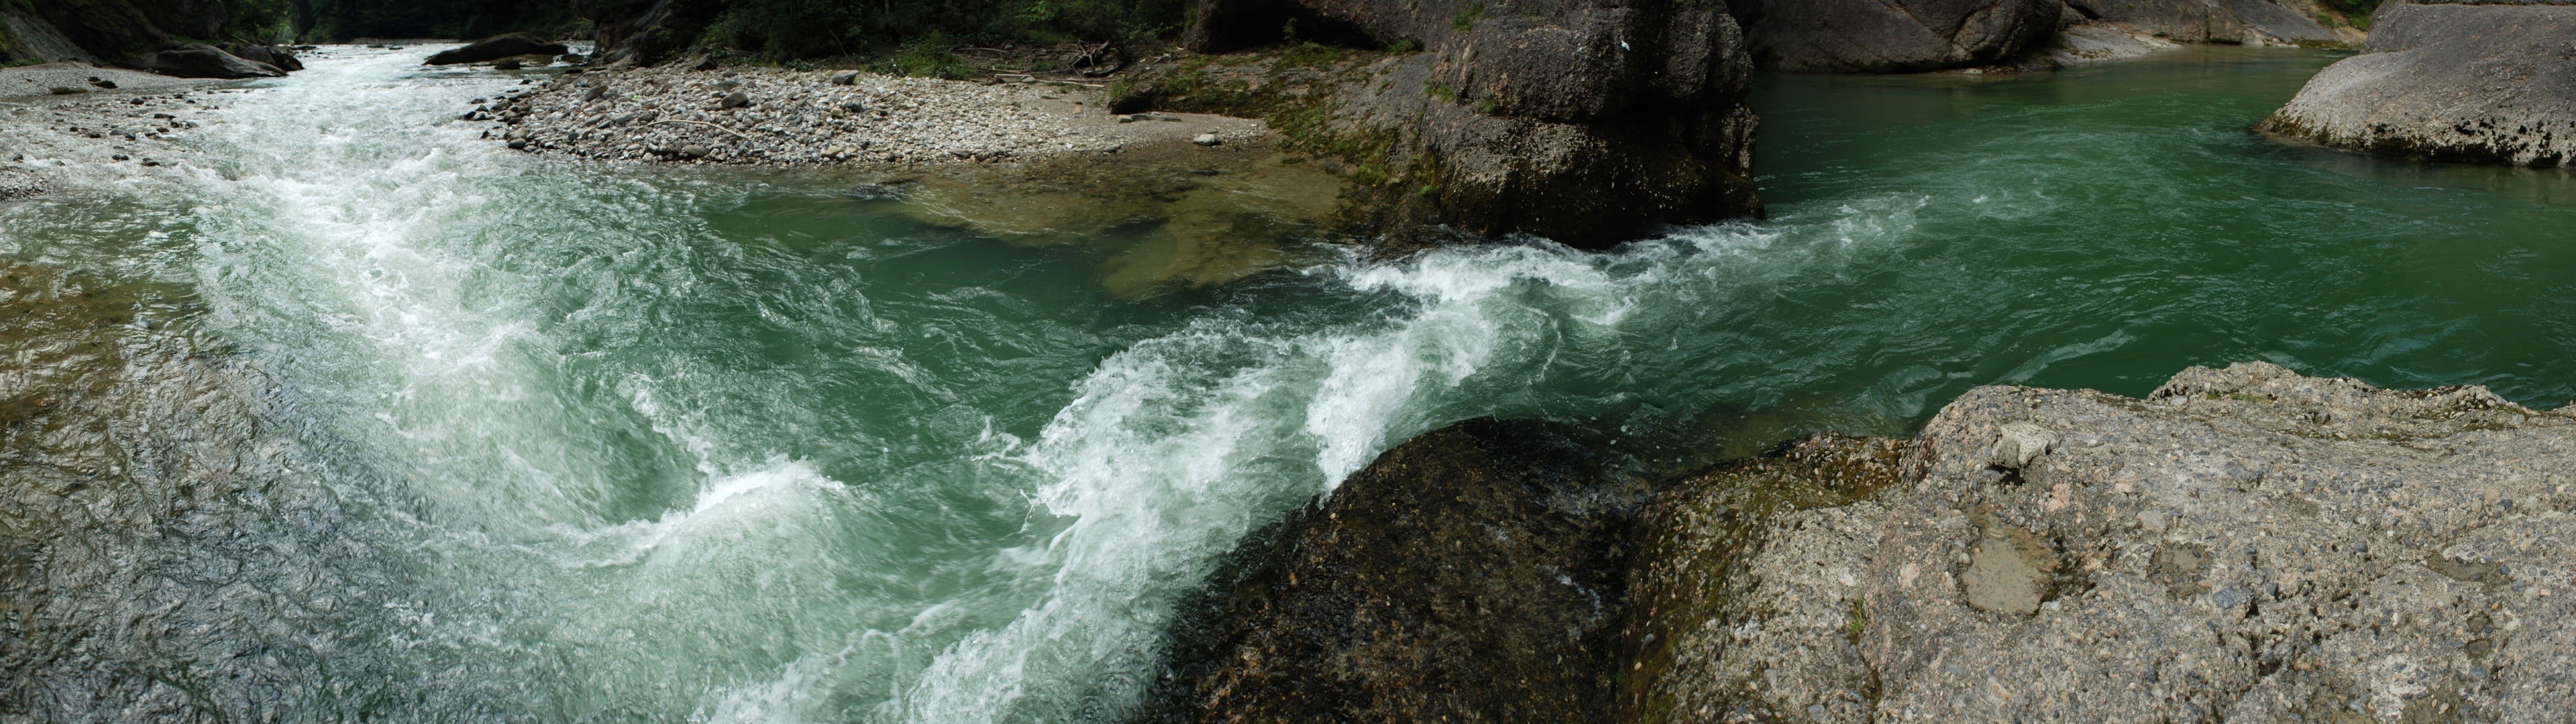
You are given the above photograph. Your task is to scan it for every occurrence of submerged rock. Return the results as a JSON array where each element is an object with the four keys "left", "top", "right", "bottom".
[
  {"left": 1727, "top": 0, "right": 2061, "bottom": 71},
  {"left": 424, "top": 34, "right": 570, "bottom": 66},
  {"left": 1625, "top": 362, "right": 2576, "bottom": 721},
  {"left": 2261, "top": 1, "right": 2576, "bottom": 168},
  {"left": 1155, "top": 419, "right": 1645, "bottom": 721}
]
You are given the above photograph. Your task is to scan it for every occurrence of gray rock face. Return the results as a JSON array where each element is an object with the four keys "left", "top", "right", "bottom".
[
  {"left": 1161, "top": 0, "right": 1763, "bottom": 247},
  {"left": 2068, "top": 0, "right": 2341, "bottom": 44},
  {"left": 1155, "top": 419, "right": 1644, "bottom": 721},
  {"left": 1727, "top": 0, "right": 2062, "bottom": 70},
  {"left": 423, "top": 33, "right": 570, "bottom": 66},
  {"left": 2261, "top": 1, "right": 2576, "bottom": 167},
  {"left": 582, "top": 0, "right": 728, "bottom": 66},
  {"left": 1627, "top": 362, "right": 2576, "bottom": 721},
  {"left": 228, "top": 44, "right": 301, "bottom": 72},
  {"left": 139, "top": 44, "right": 284, "bottom": 79}
]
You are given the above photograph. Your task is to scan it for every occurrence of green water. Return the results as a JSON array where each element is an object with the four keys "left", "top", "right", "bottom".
[{"left": 1, "top": 46, "right": 2570, "bottom": 721}]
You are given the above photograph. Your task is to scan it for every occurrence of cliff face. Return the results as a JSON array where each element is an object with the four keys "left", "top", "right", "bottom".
[
  {"left": 1725, "top": 0, "right": 2061, "bottom": 71},
  {"left": 1173, "top": 363, "right": 2576, "bottom": 721},
  {"left": 1, "top": 0, "right": 218, "bottom": 64},
  {"left": 0, "top": 0, "right": 294, "bottom": 77},
  {"left": 1114, "top": 0, "right": 1763, "bottom": 249},
  {"left": 2261, "top": 1, "right": 2576, "bottom": 168}
]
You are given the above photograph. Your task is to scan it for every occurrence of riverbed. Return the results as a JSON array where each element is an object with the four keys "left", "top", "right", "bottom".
[{"left": 2, "top": 45, "right": 2571, "bottom": 721}]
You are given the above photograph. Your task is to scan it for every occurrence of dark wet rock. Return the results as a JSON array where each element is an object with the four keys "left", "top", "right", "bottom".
[
  {"left": 423, "top": 33, "right": 569, "bottom": 66},
  {"left": 1155, "top": 418, "right": 1646, "bottom": 721},
  {"left": 1623, "top": 362, "right": 2576, "bottom": 721},
  {"left": 2065, "top": 0, "right": 2341, "bottom": 46},
  {"left": 0, "top": 166, "right": 43, "bottom": 199},
  {"left": 227, "top": 44, "right": 301, "bottom": 72},
  {"left": 2261, "top": 1, "right": 2576, "bottom": 167},
  {"left": 1727, "top": 0, "right": 2061, "bottom": 70},
  {"left": 719, "top": 89, "right": 749, "bottom": 109},
  {"left": 1140, "top": 0, "right": 1762, "bottom": 248},
  {"left": 138, "top": 44, "right": 284, "bottom": 78}
]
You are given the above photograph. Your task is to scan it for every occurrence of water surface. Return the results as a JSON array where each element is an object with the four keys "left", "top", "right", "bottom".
[{"left": 1, "top": 45, "right": 2571, "bottom": 722}]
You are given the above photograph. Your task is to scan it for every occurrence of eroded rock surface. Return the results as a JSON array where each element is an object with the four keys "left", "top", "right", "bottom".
[
  {"left": 2261, "top": 1, "right": 2576, "bottom": 167},
  {"left": 1143, "top": 0, "right": 1762, "bottom": 248},
  {"left": 1727, "top": 0, "right": 2061, "bottom": 71},
  {"left": 1631, "top": 362, "right": 2576, "bottom": 721},
  {"left": 2065, "top": 0, "right": 2345, "bottom": 46}
]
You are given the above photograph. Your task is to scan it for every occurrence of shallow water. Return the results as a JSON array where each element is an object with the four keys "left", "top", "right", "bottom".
[{"left": 1, "top": 45, "right": 2571, "bottom": 721}]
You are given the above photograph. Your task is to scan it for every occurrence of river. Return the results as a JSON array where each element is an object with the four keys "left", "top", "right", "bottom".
[{"left": 1, "top": 45, "right": 2571, "bottom": 722}]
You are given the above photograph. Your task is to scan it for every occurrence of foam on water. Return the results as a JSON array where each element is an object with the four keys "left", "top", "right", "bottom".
[{"left": 13, "top": 42, "right": 2571, "bottom": 723}]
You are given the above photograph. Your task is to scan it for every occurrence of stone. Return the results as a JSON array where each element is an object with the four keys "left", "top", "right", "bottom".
[
  {"left": 424, "top": 34, "right": 569, "bottom": 66},
  {"left": 138, "top": 44, "right": 286, "bottom": 79},
  {"left": 2066, "top": 0, "right": 2341, "bottom": 46},
  {"left": 829, "top": 70, "right": 858, "bottom": 85},
  {"left": 1191, "top": 132, "right": 1219, "bottom": 145},
  {"left": 1623, "top": 361, "right": 2576, "bottom": 721},
  {"left": 227, "top": 44, "right": 303, "bottom": 72},
  {"left": 678, "top": 144, "right": 708, "bottom": 159},
  {"left": 1159, "top": 0, "right": 1764, "bottom": 247},
  {"left": 1729, "top": 0, "right": 2062, "bottom": 70},
  {"left": 1153, "top": 419, "right": 1641, "bottom": 721},
  {"left": 494, "top": 58, "right": 523, "bottom": 70},
  {"left": 88, "top": 78, "right": 115, "bottom": 89},
  {"left": 720, "top": 90, "right": 749, "bottom": 109},
  {"left": 2260, "top": 1, "right": 2576, "bottom": 168}
]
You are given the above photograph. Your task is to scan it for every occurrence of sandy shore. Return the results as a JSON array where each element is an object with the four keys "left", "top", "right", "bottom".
[{"left": 470, "top": 62, "right": 1271, "bottom": 166}]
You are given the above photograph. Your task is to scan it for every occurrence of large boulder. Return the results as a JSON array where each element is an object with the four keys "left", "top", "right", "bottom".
[
  {"left": 140, "top": 44, "right": 285, "bottom": 78},
  {"left": 1625, "top": 362, "right": 2576, "bottom": 721},
  {"left": 1725, "top": 0, "right": 2061, "bottom": 71},
  {"left": 1138, "top": 0, "right": 1762, "bottom": 248},
  {"left": 228, "top": 44, "right": 302, "bottom": 72},
  {"left": 2260, "top": 1, "right": 2576, "bottom": 167},
  {"left": 2066, "top": 0, "right": 2343, "bottom": 45},
  {"left": 424, "top": 33, "right": 570, "bottom": 66},
  {"left": 1153, "top": 419, "right": 1645, "bottom": 721}
]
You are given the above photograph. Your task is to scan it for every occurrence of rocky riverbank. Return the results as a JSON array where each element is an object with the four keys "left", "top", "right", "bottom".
[
  {"left": 1161, "top": 363, "right": 2576, "bottom": 721},
  {"left": 0, "top": 68, "right": 237, "bottom": 197},
  {"left": 470, "top": 62, "right": 1267, "bottom": 166},
  {"left": 2261, "top": 0, "right": 2576, "bottom": 168}
]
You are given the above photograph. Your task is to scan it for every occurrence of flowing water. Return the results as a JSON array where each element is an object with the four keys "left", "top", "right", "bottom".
[{"left": 3, "top": 45, "right": 2573, "bottom": 721}]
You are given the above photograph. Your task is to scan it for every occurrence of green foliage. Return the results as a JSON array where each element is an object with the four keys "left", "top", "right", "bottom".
[
  {"left": 2315, "top": 0, "right": 2379, "bottom": 24},
  {"left": 868, "top": 32, "right": 977, "bottom": 79},
  {"left": 285, "top": 0, "right": 586, "bottom": 42},
  {"left": 1426, "top": 80, "right": 1455, "bottom": 102},
  {"left": 1450, "top": 3, "right": 1483, "bottom": 32}
]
